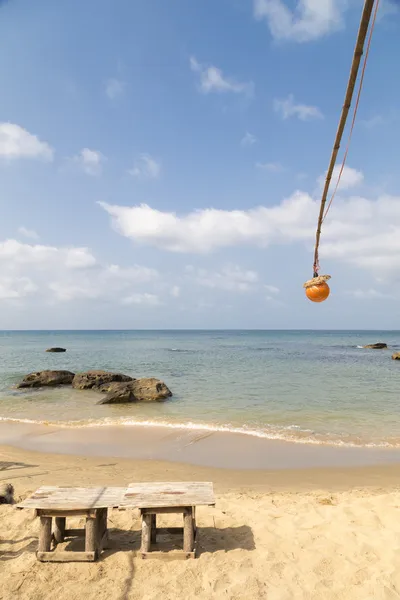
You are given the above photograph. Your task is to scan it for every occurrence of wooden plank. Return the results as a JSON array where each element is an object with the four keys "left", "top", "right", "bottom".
[
  {"left": 122, "top": 482, "right": 215, "bottom": 508},
  {"left": 141, "top": 551, "right": 195, "bottom": 561},
  {"left": 153, "top": 527, "right": 184, "bottom": 536},
  {"left": 37, "top": 551, "right": 96, "bottom": 563},
  {"left": 140, "top": 507, "right": 191, "bottom": 515},
  {"left": 17, "top": 486, "right": 126, "bottom": 510},
  {"left": 64, "top": 528, "right": 85, "bottom": 537},
  {"left": 37, "top": 509, "right": 98, "bottom": 518},
  {"left": 38, "top": 517, "right": 52, "bottom": 552}
]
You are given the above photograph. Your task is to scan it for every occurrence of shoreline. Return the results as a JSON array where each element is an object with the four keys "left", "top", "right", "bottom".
[{"left": 2, "top": 420, "right": 400, "bottom": 471}]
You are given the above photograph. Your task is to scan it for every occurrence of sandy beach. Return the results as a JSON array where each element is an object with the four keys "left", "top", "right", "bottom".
[{"left": 2, "top": 441, "right": 400, "bottom": 600}]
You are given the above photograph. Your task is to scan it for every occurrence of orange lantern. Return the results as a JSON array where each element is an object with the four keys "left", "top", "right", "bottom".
[{"left": 303, "top": 275, "right": 331, "bottom": 303}]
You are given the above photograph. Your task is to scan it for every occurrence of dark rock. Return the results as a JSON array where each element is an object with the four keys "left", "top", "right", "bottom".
[
  {"left": 46, "top": 347, "right": 66, "bottom": 353},
  {"left": 363, "top": 343, "right": 388, "bottom": 349},
  {"left": 97, "top": 378, "right": 172, "bottom": 404},
  {"left": 97, "top": 382, "right": 137, "bottom": 405},
  {"left": 72, "top": 370, "right": 133, "bottom": 390},
  {"left": 17, "top": 370, "right": 75, "bottom": 388},
  {"left": 0, "top": 483, "right": 14, "bottom": 505},
  {"left": 128, "top": 378, "right": 172, "bottom": 402},
  {"left": 392, "top": 352, "right": 400, "bottom": 360}
]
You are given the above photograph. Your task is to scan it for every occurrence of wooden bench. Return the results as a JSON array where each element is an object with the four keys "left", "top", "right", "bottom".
[
  {"left": 120, "top": 482, "right": 215, "bottom": 559},
  {"left": 17, "top": 486, "right": 125, "bottom": 562}
]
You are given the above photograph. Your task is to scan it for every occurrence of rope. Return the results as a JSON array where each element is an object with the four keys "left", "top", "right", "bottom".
[{"left": 312, "top": 0, "right": 380, "bottom": 277}]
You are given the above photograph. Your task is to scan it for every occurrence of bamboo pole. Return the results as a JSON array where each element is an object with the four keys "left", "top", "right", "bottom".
[{"left": 313, "top": 0, "right": 377, "bottom": 276}]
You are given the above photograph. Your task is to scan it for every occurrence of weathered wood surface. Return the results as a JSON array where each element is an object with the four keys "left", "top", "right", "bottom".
[
  {"left": 183, "top": 510, "right": 194, "bottom": 553},
  {"left": 141, "top": 514, "right": 152, "bottom": 554},
  {"left": 38, "top": 517, "right": 52, "bottom": 552},
  {"left": 37, "top": 551, "right": 97, "bottom": 563},
  {"left": 122, "top": 482, "right": 215, "bottom": 508},
  {"left": 17, "top": 486, "right": 126, "bottom": 510}
]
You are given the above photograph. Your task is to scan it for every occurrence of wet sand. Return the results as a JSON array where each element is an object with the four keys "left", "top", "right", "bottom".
[{"left": 1, "top": 420, "right": 400, "bottom": 470}]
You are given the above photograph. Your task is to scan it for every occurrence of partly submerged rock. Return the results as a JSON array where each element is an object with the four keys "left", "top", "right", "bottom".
[
  {"left": 128, "top": 378, "right": 172, "bottom": 402},
  {"left": 72, "top": 370, "right": 133, "bottom": 390},
  {"left": 392, "top": 352, "right": 400, "bottom": 360},
  {"left": 17, "top": 370, "right": 75, "bottom": 388},
  {"left": 97, "top": 378, "right": 172, "bottom": 404},
  {"left": 97, "top": 382, "right": 137, "bottom": 405},
  {"left": 45, "top": 347, "right": 66, "bottom": 353},
  {"left": 363, "top": 343, "right": 388, "bottom": 349}
]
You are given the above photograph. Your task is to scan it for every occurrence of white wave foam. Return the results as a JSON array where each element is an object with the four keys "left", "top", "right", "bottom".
[{"left": 0, "top": 415, "right": 395, "bottom": 449}]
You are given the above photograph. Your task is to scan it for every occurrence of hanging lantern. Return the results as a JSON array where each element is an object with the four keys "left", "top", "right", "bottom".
[{"left": 303, "top": 275, "right": 331, "bottom": 303}]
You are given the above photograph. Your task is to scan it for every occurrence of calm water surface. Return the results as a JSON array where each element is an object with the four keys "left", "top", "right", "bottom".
[{"left": 0, "top": 330, "right": 399, "bottom": 448}]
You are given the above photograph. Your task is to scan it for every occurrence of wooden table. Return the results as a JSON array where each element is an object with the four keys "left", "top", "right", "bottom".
[
  {"left": 17, "top": 486, "right": 126, "bottom": 562},
  {"left": 120, "top": 482, "right": 215, "bottom": 559}
]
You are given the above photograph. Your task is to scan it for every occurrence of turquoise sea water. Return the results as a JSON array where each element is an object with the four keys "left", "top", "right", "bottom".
[{"left": 0, "top": 330, "right": 400, "bottom": 448}]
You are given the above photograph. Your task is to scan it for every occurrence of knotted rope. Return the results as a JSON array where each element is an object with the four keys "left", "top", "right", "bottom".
[{"left": 312, "top": 0, "right": 380, "bottom": 278}]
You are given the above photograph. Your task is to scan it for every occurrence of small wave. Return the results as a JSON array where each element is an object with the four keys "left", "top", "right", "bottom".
[
  {"left": 166, "top": 348, "right": 197, "bottom": 353},
  {"left": 0, "top": 415, "right": 397, "bottom": 449}
]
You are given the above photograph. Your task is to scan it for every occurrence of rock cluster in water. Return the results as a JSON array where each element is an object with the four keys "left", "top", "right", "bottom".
[{"left": 16, "top": 370, "right": 172, "bottom": 404}]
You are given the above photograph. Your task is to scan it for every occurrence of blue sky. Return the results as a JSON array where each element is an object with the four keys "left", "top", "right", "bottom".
[{"left": 0, "top": 0, "right": 399, "bottom": 329}]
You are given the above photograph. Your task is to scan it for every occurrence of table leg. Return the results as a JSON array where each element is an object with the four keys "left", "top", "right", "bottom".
[
  {"left": 38, "top": 517, "right": 52, "bottom": 552},
  {"left": 151, "top": 514, "right": 157, "bottom": 545},
  {"left": 183, "top": 508, "right": 194, "bottom": 553},
  {"left": 54, "top": 517, "right": 66, "bottom": 544},
  {"left": 85, "top": 515, "right": 98, "bottom": 557},
  {"left": 141, "top": 513, "right": 152, "bottom": 554}
]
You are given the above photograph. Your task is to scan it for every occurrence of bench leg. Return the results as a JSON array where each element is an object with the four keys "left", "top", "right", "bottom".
[
  {"left": 141, "top": 513, "right": 152, "bottom": 554},
  {"left": 54, "top": 517, "right": 66, "bottom": 544},
  {"left": 85, "top": 516, "right": 98, "bottom": 558},
  {"left": 151, "top": 515, "right": 157, "bottom": 545},
  {"left": 38, "top": 517, "right": 52, "bottom": 553},
  {"left": 183, "top": 508, "right": 194, "bottom": 553}
]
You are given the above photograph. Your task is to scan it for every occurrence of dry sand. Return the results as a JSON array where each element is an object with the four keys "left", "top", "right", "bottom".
[{"left": 2, "top": 444, "right": 400, "bottom": 600}]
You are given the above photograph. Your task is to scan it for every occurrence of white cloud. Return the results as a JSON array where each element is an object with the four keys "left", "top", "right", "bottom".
[
  {"left": 241, "top": 132, "right": 257, "bottom": 147},
  {"left": 105, "top": 78, "right": 125, "bottom": 99},
  {"left": 0, "top": 239, "right": 96, "bottom": 269},
  {"left": 129, "top": 154, "right": 161, "bottom": 179},
  {"left": 121, "top": 293, "right": 161, "bottom": 306},
  {"left": 274, "top": 94, "right": 323, "bottom": 121},
  {"left": 256, "top": 161, "right": 284, "bottom": 173},
  {"left": 254, "top": 0, "right": 346, "bottom": 42},
  {"left": 99, "top": 167, "right": 400, "bottom": 278},
  {"left": 318, "top": 165, "right": 364, "bottom": 191},
  {"left": 0, "top": 123, "right": 54, "bottom": 161},
  {"left": 187, "top": 265, "right": 259, "bottom": 292},
  {"left": 99, "top": 194, "right": 316, "bottom": 254},
  {"left": 0, "top": 238, "right": 161, "bottom": 305},
  {"left": 18, "top": 227, "right": 39, "bottom": 240},
  {"left": 345, "top": 289, "right": 393, "bottom": 299},
  {"left": 170, "top": 285, "right": 181, "bottom": 298},
  {"left": 0, "top": 276, "right": 37, "bottom": 300},
  {"left": 190, "top": 56, "right": 254, "bottom": 96},
  {"left": 73, "top": 148, "right": 106, "bottom": 176},
  {"left": 264, "top": 284, "right": 280, "bottom": 294}
]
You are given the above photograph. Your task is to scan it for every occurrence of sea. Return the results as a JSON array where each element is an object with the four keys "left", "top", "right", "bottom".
[{"left": 0, "top": 330, "right": 400, "bottom": 449}]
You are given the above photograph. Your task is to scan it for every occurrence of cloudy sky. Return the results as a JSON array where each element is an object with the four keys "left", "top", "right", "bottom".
[{"left": 0, "top": 0, "right": 399, "bottom": 329}]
